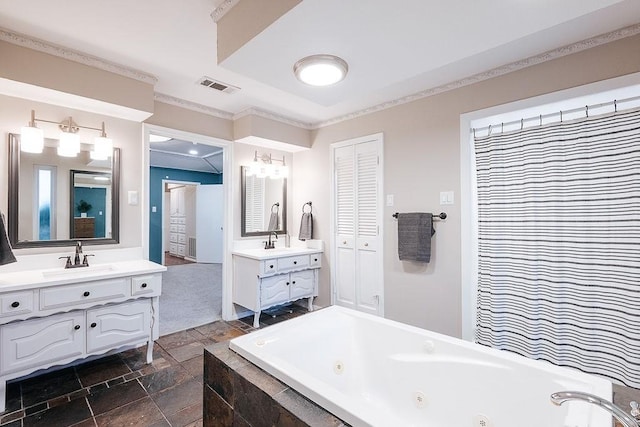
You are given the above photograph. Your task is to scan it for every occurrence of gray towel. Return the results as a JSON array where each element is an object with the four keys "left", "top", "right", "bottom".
[
  {"left": 0, "top": 213, "right": 17, "bottom": 266},
  {"left": 299, "top": 212, "right": 313, "bottom": 241},
  {"left": 267, "top": 212, "right": 279, "bottom": 231},
  {"left": 397, "top": 213, "right": 435, "bottom": 263}
]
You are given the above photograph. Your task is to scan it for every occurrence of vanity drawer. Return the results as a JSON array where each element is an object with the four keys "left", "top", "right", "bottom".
[
  {"left": 169, "top": 233, "right": 178, "bottom": 243},
  {"left": 170, "top": 217, "right": 178, "bottom": 224},
  {"left": 0, "top": 291, "right": 35, "bottom": 318},
  {"left": 262, "top": 260, "right": 277, "bottom": 275},
  {"left": 169, "top": 224, "right": 178, "bottom": 233},
  {"left": 40, "top": 278, "right": 128, "bottom": 311},
  {"left": 169, "top": 243, "right": 178, "bottom": 254},
  {"left": 277, "top": 255, "right": 309, "bottom": 271},
  {"left": 131, "top": 274, "right": 162, "bottom": 296},
  {"left": 177, "top": 234, "right": 186, "bottom": 244},
  {"left": 177, "top": 217, "right": 186, "bottom": 225},
  {"left": 310, "top": 254, "right": 322, "bottom": 268},
  {"left": 177, "top": 225, "right": 186, "bottom": 233}
]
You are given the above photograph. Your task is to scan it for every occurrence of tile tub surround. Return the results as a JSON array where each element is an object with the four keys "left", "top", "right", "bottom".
[{"left": 203, "top": 342, "right": 347, "bottom": 427}]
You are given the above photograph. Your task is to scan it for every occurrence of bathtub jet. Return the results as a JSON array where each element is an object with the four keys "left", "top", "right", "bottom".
[{"left": 230, "top": 306, "right": 613, "bottom": 427}]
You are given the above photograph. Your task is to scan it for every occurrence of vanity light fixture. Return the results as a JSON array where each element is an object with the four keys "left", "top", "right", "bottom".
[
  {"left": 91, "top": 122, "right": 113, "bottom": 161},
  {"left": 293, "top": 54, "right": 348, "bottom": 86},
  {"left": 20, "top": 110, "right": 44, "bottom": 153},
  {"left": 246, "top": 151, "right": 288, "bottom": 178},
  {"left": 19, "top": 110, "right": 113, "bottom": 159}
]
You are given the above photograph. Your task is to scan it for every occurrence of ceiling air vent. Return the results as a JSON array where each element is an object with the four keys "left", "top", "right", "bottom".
[{"left": 198, "top": 76, "right": 239, "bottom": 94}]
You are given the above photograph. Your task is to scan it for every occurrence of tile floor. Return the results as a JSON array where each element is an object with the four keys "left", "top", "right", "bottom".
[
  {"left": 0, "top": 305, "right": 306, "bottom": 427},
  {"left": 1, "top": 303, "right": 638, "bottom": 427}
]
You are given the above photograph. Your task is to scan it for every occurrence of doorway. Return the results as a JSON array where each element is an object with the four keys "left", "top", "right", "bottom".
[{"left": 143, "top": 124, "right": 232, "bottom": 336}]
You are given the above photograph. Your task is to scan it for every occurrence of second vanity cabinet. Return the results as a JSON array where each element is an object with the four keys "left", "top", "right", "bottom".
[
  {"left": 233, "top": 249, "right": 322, "bottom": 328},
  {"left": 0, "top": 261, "right": 164, "bottom": 413}
]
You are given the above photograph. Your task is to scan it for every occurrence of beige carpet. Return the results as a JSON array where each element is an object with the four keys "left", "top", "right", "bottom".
[{"left": 159, "top": 263, "right": 222, "bottom": 336}]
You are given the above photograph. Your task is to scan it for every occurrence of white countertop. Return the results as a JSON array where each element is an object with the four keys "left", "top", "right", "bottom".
[
  {"left": 232, "top": 247, "right": 323, "bottom": 261},
  {"left": 0, "top": 260, "right": 166, "bottom": 293}
]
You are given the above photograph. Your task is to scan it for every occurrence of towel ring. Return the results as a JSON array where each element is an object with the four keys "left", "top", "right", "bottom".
[
  {"left": 302, "top": 201, "right": 312, "bottom": 214},
  {"left": 271, "top": 202, "right": 279, "bottom": 213}
]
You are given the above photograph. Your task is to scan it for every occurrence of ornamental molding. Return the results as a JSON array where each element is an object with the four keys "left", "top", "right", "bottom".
[
  {"left": 233, "top": 108, "right": 314, "bottom": 129},
  {"left": 154, "top": 93, "right": 234, "bottom": 120},
  {"left": 314, "top": 23, "right": 640, "bottom": 128},
  {"left": 210, "top": 0, "right": 241, "bottom": 23},
  {"left": 0, "top": 28, "right": 158, "bottom": 85}
]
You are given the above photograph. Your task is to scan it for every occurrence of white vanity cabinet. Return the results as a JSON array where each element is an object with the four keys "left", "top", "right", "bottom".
[
  {"left": 233, "top": 249, "right": 322, "bottom": 328},
  {"left": 0, "top": 261, "right": 164, "bottom": 413}
]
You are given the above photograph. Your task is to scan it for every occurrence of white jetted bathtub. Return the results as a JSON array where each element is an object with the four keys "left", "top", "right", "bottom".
[{"left": 230, "top": 306, "right": 612, "bottom": 427}]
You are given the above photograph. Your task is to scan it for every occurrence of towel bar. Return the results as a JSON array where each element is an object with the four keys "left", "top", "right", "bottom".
[{"left": 392, "top": 212, "right": 447, "bottom": 220}]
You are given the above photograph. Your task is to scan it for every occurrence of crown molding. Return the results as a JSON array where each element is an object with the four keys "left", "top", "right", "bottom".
[
  {"left": 211, "top": 0, "right": 241, "bottom": 23},
  {"left": 0, "top": 27, "right": 158, "bottom": 85},
  {"left": 233, "top": 107, "right": 314, "bottom": 129},
  {"left": 154, "top": 93, "right": 234, "bottom": 120},
  {"left": 314, "top": 23, "right": 640, "bottom": 128}
]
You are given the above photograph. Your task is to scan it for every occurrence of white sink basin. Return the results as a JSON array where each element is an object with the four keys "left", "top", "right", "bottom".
[{"left": 42, "top": 264, "right": 115, "bottom": 278}]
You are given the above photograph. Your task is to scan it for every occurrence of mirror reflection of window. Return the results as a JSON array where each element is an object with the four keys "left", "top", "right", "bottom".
[
  {"left": 34, "top": 165, "right": 57, "bottom": 240},
  {"left": 245, "top": 174, "right": 265, "bottom": 232}
]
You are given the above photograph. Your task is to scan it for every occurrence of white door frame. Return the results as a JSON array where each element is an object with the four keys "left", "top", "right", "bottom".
[
  {"left": 330, "top": 132, "right": 384, "bottom": 316},
  {"left": 143, "top": 124, "right": 234, "bottom": 321}
]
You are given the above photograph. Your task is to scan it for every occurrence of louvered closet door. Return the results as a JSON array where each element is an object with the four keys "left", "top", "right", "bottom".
[{"left": 333, "top": 134, "right": 383, "bottom": 316}]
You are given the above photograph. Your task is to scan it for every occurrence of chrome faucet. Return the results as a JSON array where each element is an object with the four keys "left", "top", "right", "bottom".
[
  {"left": 550, "top": 391, "right": 639, "bottom": 427},
  {"left": 59, "top": 241, "right": 92, "bottom": 268},
  {"left": 265, "top": 232, "right": 278, "bottom": 249}
]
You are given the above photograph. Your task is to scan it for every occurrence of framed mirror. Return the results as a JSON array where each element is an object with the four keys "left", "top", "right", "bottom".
[
  {"left": 8, "top": 133, "right": 120, "bottom": 248},
  {"left": 241, "top": 166, "right": 287, "bottom": 237}
]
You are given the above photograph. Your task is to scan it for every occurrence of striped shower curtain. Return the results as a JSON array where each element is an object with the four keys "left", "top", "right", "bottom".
[{"left": 474, "top": 107, "right": 640, "bottom": 388}]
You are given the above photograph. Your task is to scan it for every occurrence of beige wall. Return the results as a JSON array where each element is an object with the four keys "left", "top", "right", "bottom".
[
  {"left": 0, "top": 94, "right": 144, "bottom": 251},
  {"left": 293, "top": 33, "right": 640, "bottom": 337},
  {"left": 145, "top": 101, "right": 233, "bottom": 141},
  {"left": 0, "top": 40, "right": 154, "bottom": 115}
]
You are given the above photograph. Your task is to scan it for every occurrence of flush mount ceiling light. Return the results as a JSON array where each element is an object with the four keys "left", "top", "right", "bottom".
[
  {"left": 149, "top": 134, "right": 172, "bottom": 143},
  {"left": 293, "top": 54, "right": 348, "bottom": 86}
]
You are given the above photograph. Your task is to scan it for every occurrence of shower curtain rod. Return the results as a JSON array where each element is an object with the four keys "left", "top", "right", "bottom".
[{"left": 472, "top": 94, "right": 640, "bottom": 137}]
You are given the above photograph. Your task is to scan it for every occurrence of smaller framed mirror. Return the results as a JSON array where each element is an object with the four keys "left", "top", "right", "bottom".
[
  {"left": 241, "top": 166, "right": 287, "bottom": 237},
  {"left": 69, "top": 170, "right": 114, "bottom": 239}
]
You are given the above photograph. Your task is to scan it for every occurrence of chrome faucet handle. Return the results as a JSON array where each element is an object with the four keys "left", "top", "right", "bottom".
[
  {"left": 82, "top": 254, "right": 95, "bottom": 266},
  {"left": 630, "top": 401, "right": 640, "bottom": 418},
  {"left": 58, "top": 256, "right": 72, "bottom": 268}
]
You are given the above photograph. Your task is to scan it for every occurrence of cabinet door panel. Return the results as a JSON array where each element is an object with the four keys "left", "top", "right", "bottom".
[
  {"left": 1, "top": 311, "right": 84, "bottom": 374},
  {"left": 87, "top": 300, "right": 151, "bottom": 353},
  {"left": 289, "top": 270, "right": 315, "bottom": 300},
  {"left": 260, "top": 275, "right": 290, "bottom": 307}
]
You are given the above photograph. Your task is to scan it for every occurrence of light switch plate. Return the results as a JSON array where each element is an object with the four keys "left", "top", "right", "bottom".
[
  {"left": 128, "top": 190, "right": 139, "bottom": 205},
  {"left": 440, "top": 191, "right": 454, "bottom": 205},
  {"left": 386, "top": 194, "right": 394, "bottom": 206}
]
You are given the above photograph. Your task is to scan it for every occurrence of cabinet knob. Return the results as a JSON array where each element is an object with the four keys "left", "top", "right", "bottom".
[
  {"left": 292, "top": 281, "right": 296, "bottom": 284},
  {"left": 74, "top": 325, "right": 81, "bottom": 330},
  {"left": 83, "top": 291, "right": 90, "bottom": 297},
  {"left": 286, "top": 282, "right": 290, "bottom": 286},
  {"left": 343, "top": 240, "right": 347, "bottom": 245},
  {"left": 293, "top": 261, "right": 297, "bottom": 265},
  {"left": 11, "top": 301, "right": 19, "bottom": 308},
  {"left": 314, "top": 258, "right": 318, "bottom": 262},
  {"left": 141, "top": 283, "right": 148, "bottom": 288},
  {"left": 269, "top": 265, "right": 274, "bottom": 269},
  {"left": 364, "top": 242, "right": 369, "bottom": 247},
  {"left": 90, "top": 322, "right": 97, "bottom": 328}
]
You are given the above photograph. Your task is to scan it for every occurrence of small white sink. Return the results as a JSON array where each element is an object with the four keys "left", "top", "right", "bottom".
[{"left": 42, "top": 264, "right": 115, "bottom": 278}]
